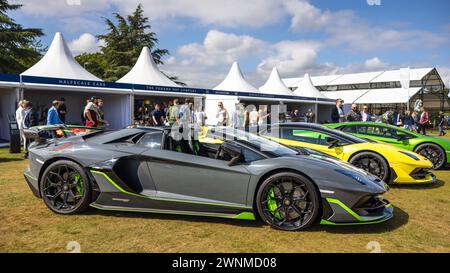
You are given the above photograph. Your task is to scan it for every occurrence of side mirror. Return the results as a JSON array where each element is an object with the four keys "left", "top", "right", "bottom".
[
  {"left": 396, "top": 134, "right": 406, "bottom": 141},
  {"left": 326, "top": 137, "right": 339, "bottom": 148}
]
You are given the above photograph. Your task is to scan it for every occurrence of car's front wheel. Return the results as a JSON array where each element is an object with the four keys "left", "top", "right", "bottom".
[
  {"left": 414, "top": 143, "right": 446, "bottom": 170},
  {"left": 40, "top": 160, "right": 91, "bottom": 214},
  {"left": 349, "top": 152, "right": 390, "bottom": 182},
  {"left": 256, "top": 172, "right": 320, "bottom": 231}
]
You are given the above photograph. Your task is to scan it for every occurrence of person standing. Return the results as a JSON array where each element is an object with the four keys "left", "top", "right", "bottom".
[
  {"left": 194, "top": 105, "right": 207, "bottom": 127},
  {"left": 401, "top": 111, "right": 414, "bottom": 131},
  {"left": 22, "top": 101, "right": 39, "bottom": 158},
  {"left": 47, "top": 100, "right": 63, "bottom": 125},
  {"left": 331, "top": 99, "right": 344, "bottom": 123},
  {"left": 306, "top": 109, "right": 315, "bottom": 123},
  {"left": 291, "top": 109, "right": 301, "bottom": 122},
  {"left": 151, "top": 104, "right": 165, "bottom": 126},
  {"left": 249, "top": 106, "right": 259, "bottom": 127},
  {"left": 167, "top": 99, "right": 180, "bottom": 126},
  {"left": 58, "top": 97, "right": 67, "bottom": 123},
  {"left": 216, "top": 102, "right": 229, "bottom": 126},
  {"left": 361, "top": 105, "right": 371, "bottom": 122},
  {"left": 411, "top": 111, "right": 419, "bottom": 132},
  {"left": 437, "top": 111, "right": 446, "bottom": 136},
  {"left": 346, "top": 103, "right": 362, "bottom": 122},
  {"left": 418, "top": 107, "right": 429, "bottom": 135},
  {"left": 84, "top": 97, "right": 99, "bottom": 127},
  {"left": 15, "top": 100, "right": 26, "bottom": 148},
  {"left": 178, "top": 99, "right": 193, "bottom": 124},
  {"left": 96, "top": 98, "right": 108, "bottom": 127}
]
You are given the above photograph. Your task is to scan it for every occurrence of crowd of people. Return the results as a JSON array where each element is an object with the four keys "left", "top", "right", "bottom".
[
  {"left": 15, "top": 96, "right": 108, "bottom": 157},
  {"left": 133, "top": 99, "right": 317, "bottom": 130},
  {"left": 331, "top": 98, "right": 447, "bottom": 136}
]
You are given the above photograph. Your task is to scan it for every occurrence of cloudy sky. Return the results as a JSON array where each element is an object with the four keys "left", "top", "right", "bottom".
[{"left": 9, "top": 0, "right": 450, "bottom": 87}]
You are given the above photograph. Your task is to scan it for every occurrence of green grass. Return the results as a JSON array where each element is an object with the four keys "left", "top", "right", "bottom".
[{"left": 0, "top": 133, "right": 449, "bottom": 252}]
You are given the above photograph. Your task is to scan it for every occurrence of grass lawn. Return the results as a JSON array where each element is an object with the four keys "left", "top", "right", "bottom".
[{"left": 0, "top": 132, "right": 449, "bottom": 253}]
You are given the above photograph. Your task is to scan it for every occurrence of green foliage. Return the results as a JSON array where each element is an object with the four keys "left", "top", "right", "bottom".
[
  {"left": 0, "top": 0, "right": 44, "bottom": 74},
  {"left": 75, "top": 53, "right": 108, "bottom": 80},
  {"left": 95, "top": 4, "right": 174, "bottom": 82}
]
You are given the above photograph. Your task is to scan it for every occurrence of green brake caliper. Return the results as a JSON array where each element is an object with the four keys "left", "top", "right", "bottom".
[
  {"left": 267, "top": 188, "right": 282, "bottom": 220},
  {"left": 74, "top": 174, "right": 84, "bottom": 195}
]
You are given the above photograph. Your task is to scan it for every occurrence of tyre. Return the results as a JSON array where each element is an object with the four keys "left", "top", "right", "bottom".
[
  {"left": 349, "top": 152, "right": 390, "bottom": 182},
  {"left": 414, "top": 143, "right": 446, "bottom": 170},
  {"left": 40, "top": 160, "right": 91, "bottom": 214},
  {"left": 256, "top": 172, "right": 320, "bottom": 231}
]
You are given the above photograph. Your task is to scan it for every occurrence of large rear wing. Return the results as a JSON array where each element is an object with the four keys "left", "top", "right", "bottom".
[{"left": 23, "top": 125, "right": 106, "bottom": 144}]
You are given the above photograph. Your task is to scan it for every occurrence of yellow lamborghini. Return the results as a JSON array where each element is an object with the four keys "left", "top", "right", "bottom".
[{"left": 259, "top": 123, "right": 436, "bottom": 184}]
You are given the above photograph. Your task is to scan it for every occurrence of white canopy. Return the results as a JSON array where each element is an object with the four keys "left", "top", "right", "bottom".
[
  {"left": 294, "top": 73, "right": 328, "bottom": 99},
  {"left": 22, "top": 32, "right": 102, "bottom": 81},
  {"left": 117, "top": 47, "right": 178, "bottom": 87},
  {"left": 355, "top": 87, "right": 421, "bottom": 104},
  {"left": 259, "top": 68, "right": 293, "bottom": 96},
  {"left": 320, "top": 89, "right": 369, "bottom": 103},
  {"left": 214, "top": 61, "right": 258, "bottom": 92}
]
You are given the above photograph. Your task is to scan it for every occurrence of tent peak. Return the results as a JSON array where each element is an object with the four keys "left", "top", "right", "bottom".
[
  {"left": 294, "top": 73, "right": 328, "bottom": 99},
  {"left": 117, "top": 46, "right": 178, "bottom": 87},
  {"left": 259, "top": 67, "right": 293, "bottom": 96},
  {"left": 213, "top": 61, "right": 258, "bottom": 92},
  {"left": 21, "top": 32, "right": 102, "bottom": 81}
]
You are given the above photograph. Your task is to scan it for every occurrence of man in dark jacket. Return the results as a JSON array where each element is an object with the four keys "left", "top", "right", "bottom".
[{"left": 331, "top": 99, "right": 345, "bottom": 123}]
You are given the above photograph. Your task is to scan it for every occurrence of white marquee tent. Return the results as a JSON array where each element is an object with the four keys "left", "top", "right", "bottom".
[
  {"left": 259, "top": 68, "right": 293, "bottom": 96},
  {"left": 294, "top": 73, "right": 329, "bottom": 99},
  {"left": 117, "top": 46, "right": 178, "bottom": 87},
  {"left": 18, "top": 32, "right": 131, "bottom": 130},
  {"left": 214, "top": 61, "right": 258, "bottom": 92},
  {"left": 22, "top": 32, "right": 102, "bottom": 81}
]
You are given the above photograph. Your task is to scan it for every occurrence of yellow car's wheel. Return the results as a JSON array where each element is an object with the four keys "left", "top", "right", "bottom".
[{"left": 349, "top": 152, "right": 390, "bottom": 183}]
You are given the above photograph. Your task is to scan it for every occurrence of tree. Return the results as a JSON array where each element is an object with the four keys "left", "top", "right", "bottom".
[
  {"left": 0, "top": 0, "right": 44, "bottom": 74},
  {"left": 75, "top": 53, "right": 108, "bottom": 79},
  {"left": 97, "top": 4, "right": 172, "bottom": 82}
]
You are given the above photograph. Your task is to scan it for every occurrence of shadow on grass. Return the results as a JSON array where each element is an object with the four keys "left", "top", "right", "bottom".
[
  {"left": 307, "top": 206, "right": 409, "bottom": 234},
  {"left": 84, "top": 205, "right": 408, "bottom": 233},
  {"left": 390, "top": 179, "right": 445, "bottom": 190},
  {"left": 84, "top": 208, "right": 265, "bottom": 228},
  {"left": 0, "top": 157, "right": 25, "bottom": 163}
]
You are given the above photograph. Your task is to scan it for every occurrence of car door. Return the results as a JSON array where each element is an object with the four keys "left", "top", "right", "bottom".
[
  {"left": 355, "top": 125, "right": 407, "bottom": 148},
  {"left": 141, "top": 140, "right": 252, "bottom": 207},
  {"left": 280, "top": 127, "right": 346, "bottom": 159}
]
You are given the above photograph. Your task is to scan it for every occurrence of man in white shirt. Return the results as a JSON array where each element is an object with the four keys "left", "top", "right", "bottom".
[{"left": 15, "top": 100, "right": 25, "bottom": 148}]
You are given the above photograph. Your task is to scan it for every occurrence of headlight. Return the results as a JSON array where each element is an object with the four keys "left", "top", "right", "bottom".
[
  {"left": 334, "top": 169, "right": 367, "bottom": 185},
  {"left": 399, "top": 151, "right": 420, "bottom": 161}
]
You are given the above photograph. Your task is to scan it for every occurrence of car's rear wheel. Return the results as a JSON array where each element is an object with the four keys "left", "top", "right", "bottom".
[
  {"left": 256, "top": 172, "right": 320, "bottom": 231},
  {"left": 349, "top": 152, "right": 390, "bottom": 182},
  {"left": 40, "top": 160, "right": 91, "bottom": 214},
  {"left": 414, "top": 143, "right": 446, "bottom": 170}
]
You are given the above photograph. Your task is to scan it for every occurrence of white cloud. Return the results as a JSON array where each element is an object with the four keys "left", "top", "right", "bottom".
[
  {"left": 178, "top": 30, "right": 268, "bottom": 66},
  {"left": 68, "top": 33, "right": 103, "bottom": 55},
  {"left": 363, "top": 57, "right": 389, "bottom": 70},
  {"left": 17, "top": 0, "right": 111, "bottom": 16}
]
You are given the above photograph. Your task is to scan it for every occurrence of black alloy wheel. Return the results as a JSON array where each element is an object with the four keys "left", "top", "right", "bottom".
[
  {"left": 349, "top": 152, "right": 389, "bottom": 182},
  {"left": 40, "top": 160, "right": 91, "bottom": 214},
  {"left": 256, "top": 172, "right": 320, "bottom": 231},
  {"left": 414, "top": 143, "right": 446, "bottom": 170}
]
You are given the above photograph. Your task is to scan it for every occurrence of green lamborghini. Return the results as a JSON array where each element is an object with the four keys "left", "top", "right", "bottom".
[{"left": 325, "top": 122, "right": 450, "bottom": 169}]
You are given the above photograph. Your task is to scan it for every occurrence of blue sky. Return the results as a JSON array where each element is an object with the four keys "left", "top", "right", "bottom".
[{"left": 9, "top": 0, "right": 450, "bottom": 87}]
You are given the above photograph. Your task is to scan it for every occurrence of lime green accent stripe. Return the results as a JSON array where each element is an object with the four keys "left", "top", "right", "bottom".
[
  {"left": 24, "top": 172, "right": 38, "bottom": 181},
  {"left": 90, "top": 170, "right": 252, "bottom": 209},
  {"left": 233, "top": 212, "right": 256, "bottom": 220},
  {"left": 320, "top": 217, "right": 391, "bottom": 226},
  {"left": 326, "top": 198, "right": 363, "bottom": 221},
  {"left": 90, "top": 203, "right": 254, "bottom": 220}
]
